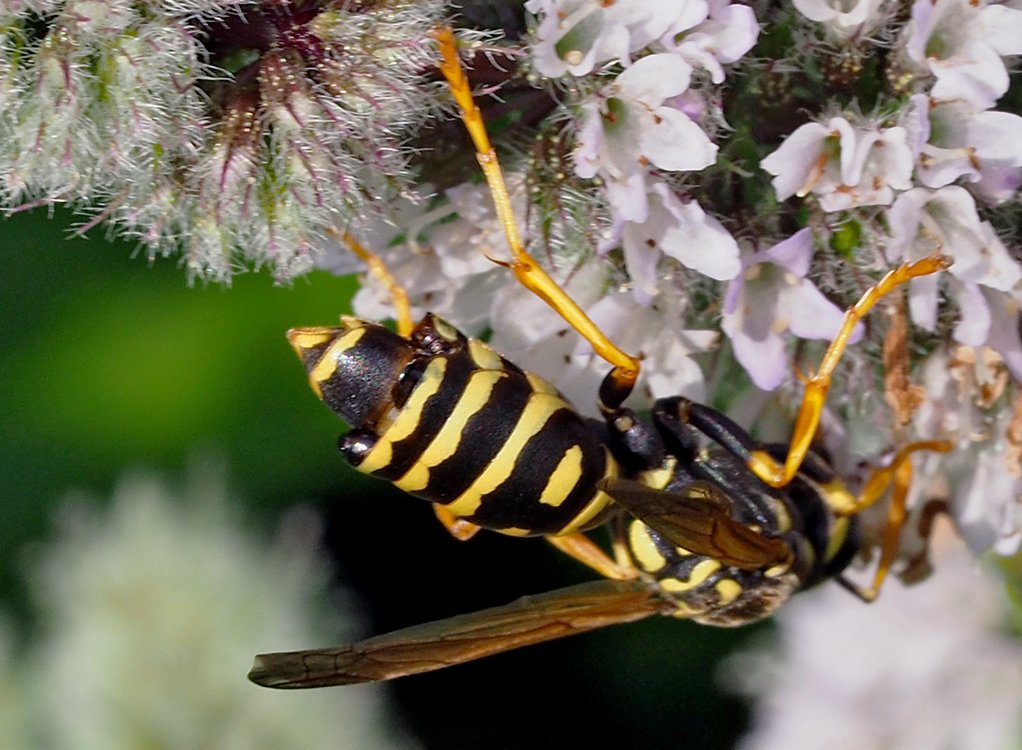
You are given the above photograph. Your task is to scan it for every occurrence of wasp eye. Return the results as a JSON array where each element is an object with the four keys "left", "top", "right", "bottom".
[{"left": 393, "top": 359, "right": 427, "bottom": 409}]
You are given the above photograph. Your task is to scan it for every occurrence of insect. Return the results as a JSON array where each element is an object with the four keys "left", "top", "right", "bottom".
[{"left": 249, "top": 30, "right": 952, "bottom": 687}]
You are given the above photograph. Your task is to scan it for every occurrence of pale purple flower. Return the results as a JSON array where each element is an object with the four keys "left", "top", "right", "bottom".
[
  {"left": 486, "top": 267, "right": 717, "bottom": 416},
  {"left": 886, "top": 187, "right": 1022, "bottom": 340},
  {"left": 793, "top": 0, "right": 887, "bottom": 40},
  {"left": 525, "top": 0, "right": 707, "bottom": 77},
  {"left": 721, "top": 229, "right": 859, "bottom": 391},
  {"left": 728, "top": 534, "right": 1022, "bottom": 750},
  {"left": 903, "top": 0, "right": 1022, "bottom": 109},
  {"left": 563, "top": 291, "right": 719, "bottom": 412},
  {"left": 615, "top": 180, "right": 740, "bottom": 304},
  {"left": 953, "top": 286, "right": 1022, "bottom": 383},
  {"left": 905, "top": 95, "right": 1022, "bottom": 204},
  {"left": 914, "top": 349, "right": 1022, "bottom": 553},
  {"left": 573, "top": 53, "right": 717, "bottom": 222},
  {"left": 761, "top": 117, "right": 913, "bottom": 211},
  {"left": 659, "top": 0, "right": 759, "bottom": 83},
  {"left": 350, "top": 180, "right": 524, "bottom": 336}
]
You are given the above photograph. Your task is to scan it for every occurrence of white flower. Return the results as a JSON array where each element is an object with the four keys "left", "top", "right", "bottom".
[
  {"left": 349, "top": 179, "right": 523, "bottom": 336},
  {"left": 793, "top": 0, "right": 887, "bottom": 40},
  {"left": 0, "top": 1, "right": 447, "bottom": 282},
  {"left": 905, "top": 95, "right": 1022, "bottom": 204},
  {"left": 525, "top": 0, "right": 706, "bottom": 76},
  {"left": 22, "top": 465, "right": 415, "bottom": 750},
  {"left": 721, "top": 228, "right": 859, "bottom": 391},
  {"left": 727, "top": 533, "right": 1022, "bottom": 750},
  {"left": 885, "top": 187, "right": 1022, "bottom": 358},
  {"left": 761, "top": 117, "right": 913, "bottom": 211},
  {"left": 573, "top": 53, "right": 717, "bottom": 222},
  {"left": 489, "top": 277, "right": 716, "bottom": 415},
  {"left": 615, "top": 180, "right": 740, "bottom": 304},
  {"left": 660, "top": 0, "right": 760, "bottom": 83},
  {"left": 914, "top": 348, "right": 1022, "bottom": 554},
  {"left": 903, "top": 0, "right": 1022, "bottom": 109}
]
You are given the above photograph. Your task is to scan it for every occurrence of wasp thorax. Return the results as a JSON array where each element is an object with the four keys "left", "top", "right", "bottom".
[{"left": 287, "top": 317, "right": 415, "bottom": 427}]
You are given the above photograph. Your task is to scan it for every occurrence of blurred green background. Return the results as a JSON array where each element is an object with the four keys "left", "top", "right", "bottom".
[{"left": 1, "top": 208, "right": 756, "bottom": 749}]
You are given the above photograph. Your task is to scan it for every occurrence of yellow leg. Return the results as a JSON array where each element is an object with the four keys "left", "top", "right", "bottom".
[
  {"left": 432, "top": 504, "right": 482, "bottom": 541},
  {"left": 837, "top": 440, "right": 951, "bottom": 601},
  {"left": 747, "top": 256, "right": 952, "bottom": 488},
  {"left": 333, "top": 228, "right": 414, "bottom": 338},
  {"left": 435, "top": 28, "right": 640, "bottom": 410},
  {"left": 546, "top": 532, "right": 638, "bottom": 581}
]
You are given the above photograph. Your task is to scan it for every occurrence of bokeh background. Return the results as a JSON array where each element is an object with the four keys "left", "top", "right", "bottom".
[{"left": 1, "top": 208, "right": 756, "bottom": 748}]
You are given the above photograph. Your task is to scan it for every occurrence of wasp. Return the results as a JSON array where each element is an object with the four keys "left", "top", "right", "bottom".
[{"left": 249, "top": 30, "right": 952, "bottom": 687}]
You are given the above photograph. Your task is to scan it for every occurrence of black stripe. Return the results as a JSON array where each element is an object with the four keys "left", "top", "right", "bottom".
[
  {"left": 469, "top": 409, "right": 608, "bottom": 535},
  {"left": 424, "top": 373, "right": 533, "bottom": 504},
  {"left": 370, "top": 353, "right": 476, "bottom": 481}
]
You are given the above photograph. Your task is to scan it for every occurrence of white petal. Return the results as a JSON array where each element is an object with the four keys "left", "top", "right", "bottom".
[
  {"left": 722, "top": 312, "right": 788, "bottom": 391},
  {"left": 979, "top": 4, "right": 1022, "bottom": 56},
  {"left": 639, "top": 107, "right": 717, "bottom": 172},
  {"left": 908, "top": 273, "right": 941, "bottom": 330},
  {"left": 951, "top": 282, "right": 991, "bottom": 346},
  {"left": 783, "top": 280, "right": 863, "bottom": 343},
  {"left": 615, "top": 53, "right": 692, "bottom": 105},
  {"left": 762, "top": 228, "right": 814, "bottom": 278},
  {"left": 761, "top": 122, "right": 830, "bottom": 200},
  {"left": 655, "top": 187, "right": 741, "bottom": 280}
]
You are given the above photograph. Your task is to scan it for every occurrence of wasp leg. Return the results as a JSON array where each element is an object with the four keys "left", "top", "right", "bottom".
[
  {"left": 546, "top": 532, "right": 638, "bottom": 581},
  {"left": 334, "top": 229, "right": 414, "bottom": 337},
  {"left": 434, "top": 28, "right": 640, "bottom": 413},
  {"left": 835, "top": 440, "right": 951, "bottom": 601},
  {"left": 897, "top": 499, "right": 949, "bottom": 585},
  {"left": 653, "top": 396, "right": 758, "bottom": 468},
  {"left": 432, "top": 504, "right": 482, "bottom": 541},
  {"left": 747, "top": 255, "right": 952, "bottom": 488}
]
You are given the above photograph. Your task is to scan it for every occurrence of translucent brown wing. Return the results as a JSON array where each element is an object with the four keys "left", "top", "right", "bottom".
[
  {"left": 598, "top": 477, "right": 792, "bottom": 570},
  {"left": 249, "top": 579, "right": 669, "bottom": 688}
]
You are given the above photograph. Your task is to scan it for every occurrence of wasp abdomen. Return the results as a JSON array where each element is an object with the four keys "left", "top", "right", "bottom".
[{"left": 291, "top": 315, "right": 619, "bottom": 537}]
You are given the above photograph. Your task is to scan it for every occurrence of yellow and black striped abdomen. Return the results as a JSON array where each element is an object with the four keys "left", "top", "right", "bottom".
[
  {"left": 355, "top": 347, "right": 618, "bottom": 536},
  {"left": 290, "top": 315, "right": 618, "bottom": 538}
]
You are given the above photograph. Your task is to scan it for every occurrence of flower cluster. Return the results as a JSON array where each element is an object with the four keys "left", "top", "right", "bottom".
[
  {"left": 340, "top": 0, "right": 1022, "bottom": 560},
  {"left": 0, "top": 0, "right": 446, "bottom": 281},
  {"left": 4, "top": 3, "right": 1022, "bottom": 559},
  {"left": 5, "top": 464, "right": 413, "bottom": 750},
  {"left": 725, "top": 527, "right": 1022, "bottom": 750}
]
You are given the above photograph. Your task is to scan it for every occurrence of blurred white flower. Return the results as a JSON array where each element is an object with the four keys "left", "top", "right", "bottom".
[
  {"left": 761, "top": 116, "right": 913, "bottom": 210},
  {"left": 660, "top": 0, "right": 759, "bottom": 83},
  {"left": 902, "top": 0, "right": 1022, "bottom": 109},
  {"left": 885, "top": 186, "right": 1022, "bottom": 368},
  {"left": 525, "top": 0, "right": 704, "bottom": 76},
  {"left": 20, "top": 465, "right": 415, "bottom": 750},
  {"left": 726, "top": 530, "right": 1022, "bottom": 750},
  {"left": 793, "top": 0, "right": 887, "bottom": 40},
  {"left": 905, "top": 95, "right": 1022, "bottom": 203},
  {"left": 914, "top": 348, "right": 1022, "bottom": 553},
  {"left": 721, "top": 228, "right": 860, "bottom": 391}
]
